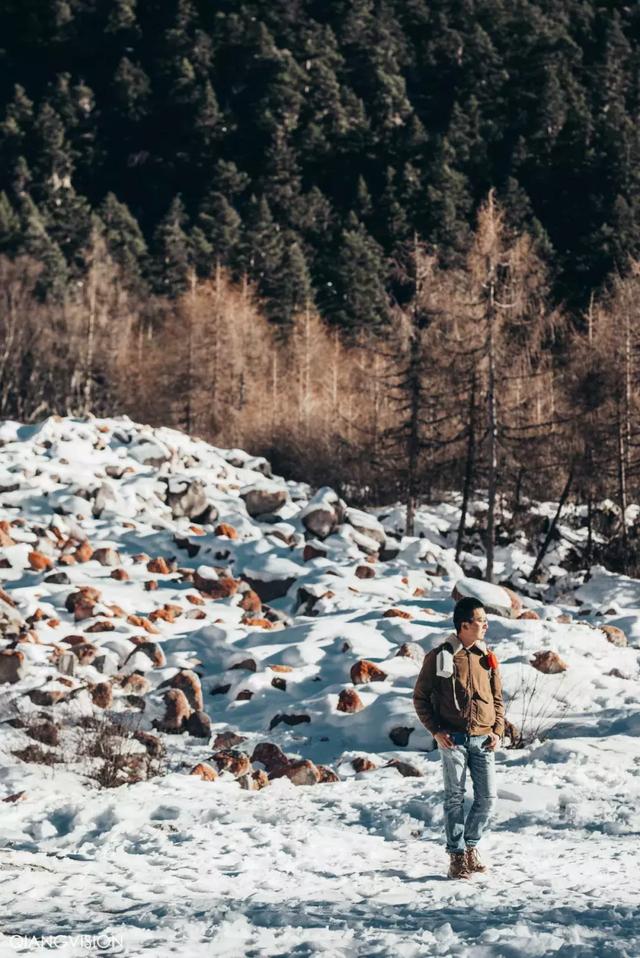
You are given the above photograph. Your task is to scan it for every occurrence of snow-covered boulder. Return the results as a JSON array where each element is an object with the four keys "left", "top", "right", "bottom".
[{"left": 452, "top": 577, "right": 523, "bottom": 618}]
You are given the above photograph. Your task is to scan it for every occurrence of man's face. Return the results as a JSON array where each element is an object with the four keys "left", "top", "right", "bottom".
[{"left": 459, "top": 608, "right": 488, "bottom": 647}]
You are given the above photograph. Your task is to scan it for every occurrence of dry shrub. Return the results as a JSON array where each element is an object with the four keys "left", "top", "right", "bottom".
[
  {"left": 78, "top": 713, "right": 166, "bottom": 789},
  {"left": 503, "top": 666, "right": 572, "bottom": 748}
]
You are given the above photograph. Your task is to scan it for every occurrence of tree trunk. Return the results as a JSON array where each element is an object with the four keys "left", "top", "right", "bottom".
[
  {"left": 617, "top": 405, "right": 628, "bottom": 571},
  {"left": 405, "top": 239, "right": 423, "bottom": 537},
  {"left": 82, "top": 272, "right": 96, "bottom": 416},
  {"left": 528, "top": 466, "right": 574, "bottom": 582},
  {"left": 586, "top": 492, "right": 593, "bottom": 566},
  {"left": 485, "top": 271, "right": 498, "bottom": 583},
  {"left": 183, "top": 270, "right": 196, "bottom": 434},
  {"left": 455, "top": 377, "right": 477, "bottom": 564}
]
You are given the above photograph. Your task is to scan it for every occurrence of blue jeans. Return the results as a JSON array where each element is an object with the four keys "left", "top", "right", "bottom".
[{"left": 440, "top": 733, "right": 497, "bottom": 853}]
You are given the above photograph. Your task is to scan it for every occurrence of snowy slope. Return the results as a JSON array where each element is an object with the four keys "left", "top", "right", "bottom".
[{"left": 0, "top": 416, "right": 639, "bottom": 957}]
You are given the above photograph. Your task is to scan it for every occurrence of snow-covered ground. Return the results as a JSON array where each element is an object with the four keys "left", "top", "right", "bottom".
[{"left": 0, "top": 417, "right": 639, "bottom": 957}]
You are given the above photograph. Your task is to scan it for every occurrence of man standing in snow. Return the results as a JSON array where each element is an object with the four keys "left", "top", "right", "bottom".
[{"left": 413, "top": 597, "right": 504, "bottom": 879}]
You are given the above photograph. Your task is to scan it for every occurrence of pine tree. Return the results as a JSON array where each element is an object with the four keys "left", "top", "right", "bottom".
[
  {"left": 329, "top": 220, "right": 389, "bottom": 332},
  {"left": 150, "top": 196, "right": 191, "bottom": 296},
  {"left": 98, "top": 192, "right": 147, "bottom": 289},
  {"left": 239, "top": 195, "right": 284, "bottom": 299},
  {"left": 113, "top": 58, "right": 151, "bottom": 122},
  {"left": 194, "top": 190, "right": 241, "bottom": 268},
  {"left": 31, "top": 102, "right": 72, "bottom": 185},
  {"left": 106, "top": 0, "right": 139, "bottom": 37},
  {"left": 0, "top": 85, "right": 34, "bottom": 176},
  {"left": 274, "top": 237, "right": 314, "bottom": 327},
  {"left": 18, "top": 195, "right": 68, "bottom": 299},
  {"left": 0, "top": 192, "right": 21, "bottom": 254}
]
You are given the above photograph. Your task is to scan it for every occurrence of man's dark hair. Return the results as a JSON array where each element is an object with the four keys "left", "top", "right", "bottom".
[{"left": 453, "top": 597, "right": 485, "bottom": 634}]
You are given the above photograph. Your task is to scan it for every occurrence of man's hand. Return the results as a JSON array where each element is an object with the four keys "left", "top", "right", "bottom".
[
  {"left": 483, "top": 732, "right": 500, "bottom": 751},
  {"left": 434, "top": 731, "right": 455, "bottom": 750}
]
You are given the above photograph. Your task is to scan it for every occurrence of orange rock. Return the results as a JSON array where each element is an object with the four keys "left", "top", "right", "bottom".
[
  {"left": 215, "top": 523, "right": 238, "bottom": 540},
  {"left": 317, "top": 765, "right": 340, "bottom": 783},
  {"left": 59, "top": 554, "right": 77, "bottom": 566},
  {"left": 413, "top": 587, "right": 426, "bottom": 597},
  {"left": 185, "top": 710, "right": 211, "bottom": 738},
  {"left": 241, "top": 617, "right": 272, "bottom": 629},
  {"left": 270, "top": 760, "right": 321, "bottom": 786},
  {"left": 28, "top": 551, "right": 53, "bottom": 572},
  {"left": 530, "top": 650, "right": 568, "bottom": 673},
  {"left": 126, "top": 641, "right": 166, "bottom": 668},
  {"left": 383, "top": 608, "right": 413, "bottom": 619},
  {"left": 0, "top": 650, "right": 24, "bottom": 683},
  {"left": 337, "top": 688, "right": 364, "bottom": 713},
  {"left": 189, "top": 525, "right": 205, "bottom": 536},
  {"left": 120, "top": 673, "right": 151, "bottom": 695},
  {"left": 154, "top": 689, "right": 192, "bottom": 732},
  {"left": 61, "top": 634, "right": 86, "bottom": 647},
  {"left": 352, "top": 757, "right": 377, "bottom": 773},
  {"left": 214, "top": 731, "right": 248, "bottom": 750},
  {"left": 350, "top": 659, "right": 387, "bottom": 684},
  {"left": 169, "top": 670, "right": 204, "bottom": 711},
  {"left": 46, "top": 618, "right": 61, "bottom": 628},
  {"left": 190, "top": 763, "right": 218, "bottom": 781},
  {"left": 65, "top": 587, "right": 101, "bottom": 614},
  {"left": 251, "top": 742, "right": 289, "bottom": 772},
  {"left": 110, "top": 568, "right": 129, "bottom": 581},
  {"left": 211, "top": 749, "right": 251, "bottom": 777},
  {"left": 147, "top": 557, "right": 170, "bottom": 575},
  {"left": 303, "top": 543, "right": 327, "bottom": 561},
  {"left": 600, "top": 625, "right": 627, "bottom": 647},
  {"left": 16, "top": 630, "right": 40, "bottom": 644},
  {"left": 28, "top": 688, "right": 67, "bottom": 706},
  {"left": 269, "top": 664, "right": 293, "bottom": 673},
  {"left": 91, "top": 682, "right": 113, "bottom": 708},
  {"left": 74, "top": 602, "right": 96, "bottom": 622},
  {"left": 73, "top": 643, "right": 98, "bottom": 665},
  {"left": 145, "top": 580, "right": 158, "bottom": 591},
  {"left": 164, "top": 603, "right": 183, "bottom": 615},
  {"left": 518, "top": 610, "right": 540, "bottom": 620},
  {"left": 74, "top": 541, "right": 94, "bottom": 563},
  {"left": 194, "top": 572, "right": 239, "bottom": 598},
  {"left": 229, "top": 657, "right": 257, "bottom": 672},
  {"left": 126, "top": 614, "right": 160, "bottom": 635},
  {"left": 186, "top": 593, "right": 205, "bottom": 606},
  {"left": 0, "top": 587, "right": 16, "bottom": 607},
  {"left": 149, "top": 608, "right": 177, "bottom": 623},
  {"left": 0, "top": 526, "right": 15, "bottom": 547},
  {"left": 92, "top": 547, "right": 121, "bottom": 567},
  {"left": 85, "top": 620, "right": 115, "bottom": 633},
  {"left": 395, "top": 642, "right": 425, "bottom": 663},
  {"left": 251, "top": 769, "right": 270, "bottom": 789},
  {"left": 239, "top": 589, "right": 262, "bottom": 613}
]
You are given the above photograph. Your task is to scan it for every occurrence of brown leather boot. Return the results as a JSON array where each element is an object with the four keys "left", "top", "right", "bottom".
[
  {"left": 448, "top": 851, "right": 471, "bottom": 879},
  {"left": 465, "top": 847, "right": 487, "bottom": 873}
]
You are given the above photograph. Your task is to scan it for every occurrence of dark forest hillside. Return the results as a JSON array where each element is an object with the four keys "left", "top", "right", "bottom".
[{"left": 2, "top": 0, "right": 640, "bottom": 322}]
